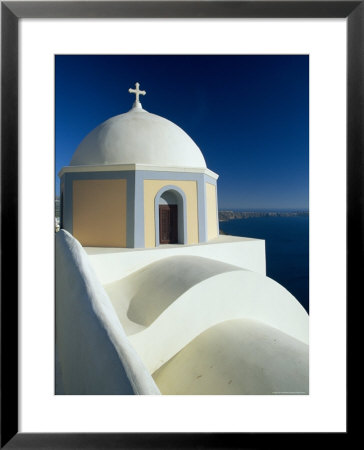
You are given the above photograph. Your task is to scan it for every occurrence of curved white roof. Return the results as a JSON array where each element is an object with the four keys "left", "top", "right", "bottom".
[{"left": 70, "top": 103, "right": 207, "bottom": 168}]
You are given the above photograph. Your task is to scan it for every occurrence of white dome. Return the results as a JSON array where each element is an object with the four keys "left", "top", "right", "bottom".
[{"left": 70, "top": 104, "right": 207, "bottom": 168}]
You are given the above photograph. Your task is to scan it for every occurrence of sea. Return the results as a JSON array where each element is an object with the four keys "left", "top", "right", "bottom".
[{"left": 219, "top": 215, "right": 309, "bottom": 313}]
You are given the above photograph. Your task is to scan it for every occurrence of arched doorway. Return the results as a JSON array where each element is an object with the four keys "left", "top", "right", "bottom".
[{"left": 155, "top": 186, "right": 187, "bottom": 246}]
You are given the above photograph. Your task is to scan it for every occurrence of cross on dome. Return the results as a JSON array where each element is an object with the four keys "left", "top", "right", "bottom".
[{"left": 129, "top": 82, "right": 146, "bottom": 107}]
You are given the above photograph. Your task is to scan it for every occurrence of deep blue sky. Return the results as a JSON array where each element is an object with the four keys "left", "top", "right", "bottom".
[{"left": 56, "top": 55, "right": 308, "bottom": 210}]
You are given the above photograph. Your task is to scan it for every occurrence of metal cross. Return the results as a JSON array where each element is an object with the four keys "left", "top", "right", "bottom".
[{"left": 128, "top": 82, "right": 146, "bottom": 103}]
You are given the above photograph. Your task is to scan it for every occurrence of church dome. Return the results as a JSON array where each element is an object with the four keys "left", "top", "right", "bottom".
[{"left": 70, "top": 103, "right": 207, "bottom": 168}]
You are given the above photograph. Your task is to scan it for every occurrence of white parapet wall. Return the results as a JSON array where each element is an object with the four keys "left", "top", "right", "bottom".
[
  {"left": 85, "top": 235, "right": 267, "bottom": 285},
  {"left": 56, "top": 231, "right": 308, "bottom": 395},
  {"left": 55, "top": 230, "right": 160, "bottom": 395},
  {"left": 153, "top": 318, "right": 309, "bottom": 395},
  {"left": 125, "top": 262, "right": 309, "bottom": 373}
]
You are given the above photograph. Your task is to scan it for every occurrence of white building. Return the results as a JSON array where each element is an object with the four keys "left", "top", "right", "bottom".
[
  {"left": 56, "top": 84, "right": 309, "bottom": 395},
  {"left": 59, "top": 82, "right": 218, "bottom": 248}
]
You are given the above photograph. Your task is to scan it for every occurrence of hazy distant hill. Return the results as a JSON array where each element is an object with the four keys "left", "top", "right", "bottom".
[
  {"left": 55, "top": 195, "right": 308, "bottom": 225},
  {"left": 55, "top": 196, "right": 60, "bottom": 218},
  {"left": 219, "top": 210, "right": 308, "bottom": 222}
]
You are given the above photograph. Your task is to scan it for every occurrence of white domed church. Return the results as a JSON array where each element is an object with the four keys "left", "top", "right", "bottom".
[
  {"left": 59, "top": 83, "right": 219, "bottom": 248},
  {"left": 56, "top": 83, "right": 309, "bottom": 396}
]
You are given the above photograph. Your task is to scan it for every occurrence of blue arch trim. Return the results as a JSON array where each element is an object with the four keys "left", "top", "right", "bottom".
[{"left": 154, "top": 185, "right": 188, "bottom": 246}]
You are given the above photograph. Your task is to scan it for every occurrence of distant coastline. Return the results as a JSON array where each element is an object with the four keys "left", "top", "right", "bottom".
[{"left": 219, "top": 210, "right": 309, "bottom": 222}]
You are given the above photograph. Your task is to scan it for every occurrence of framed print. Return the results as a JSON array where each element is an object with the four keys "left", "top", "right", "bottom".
[{"left": 1, "top": 1, "right": 356, "bottom": 447}]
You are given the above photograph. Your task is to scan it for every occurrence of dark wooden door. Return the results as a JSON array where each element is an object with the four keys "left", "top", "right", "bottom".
[{"left": 159, "top": 205, "right": 178, "bottom": 244}]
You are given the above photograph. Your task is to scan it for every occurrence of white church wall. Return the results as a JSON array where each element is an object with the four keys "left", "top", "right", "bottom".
[
  {"left": 127, "top": 268, "right": 309, "bottom": 374},
  {"left": 55, "top": 230, "right": 160, "bottom": 395},
  {"left": 152, "top": 318, "right": 309, "bottom": 395},
  {"left": 104, "top": 255, "right": 242, "bottom": 334},
  {"left": 85, "top": 235, "right": 267, "bottom": 285}
]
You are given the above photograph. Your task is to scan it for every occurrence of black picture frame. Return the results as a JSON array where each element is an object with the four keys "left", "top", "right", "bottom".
[{"left": 1, "top": 1, "right": 356, "bottom": 448}]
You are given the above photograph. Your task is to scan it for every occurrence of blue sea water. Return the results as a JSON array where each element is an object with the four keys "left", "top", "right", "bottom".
[{"left": 219, "top": 216, "right": 309, "bottom": 313}]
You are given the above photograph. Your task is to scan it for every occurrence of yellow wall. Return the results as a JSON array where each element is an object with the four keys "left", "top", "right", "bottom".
[
  {"left": 206, "top": 182, "right": 218, "bottom": 240},
  {"left": 73, "top": 179, "right": 127, "bottom": 247},
  {"left": 144, "top": 180, "right": 198, "bottom": 248}
]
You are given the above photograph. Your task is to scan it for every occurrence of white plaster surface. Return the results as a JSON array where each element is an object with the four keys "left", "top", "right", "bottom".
[
  {"left": 70, "top": 104, "right": 207, "bottom": 168},
  {"left": 55, "top": 230, "right": 160, "bottom": 395},
  {"left": 56, "top": 231, "right": 308, "bottom": 395},
  {"left": 124, "top": 263, "right": 308, "bottom": 373},
  {"left": 85, "top": 235, "right": 267, "bottom": 284},
  {"left": 104, "top": 255, "right": 241, "bottom": 334},
  {"left": 153, "top": 319, "right": 309, "bottom": 395}
]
